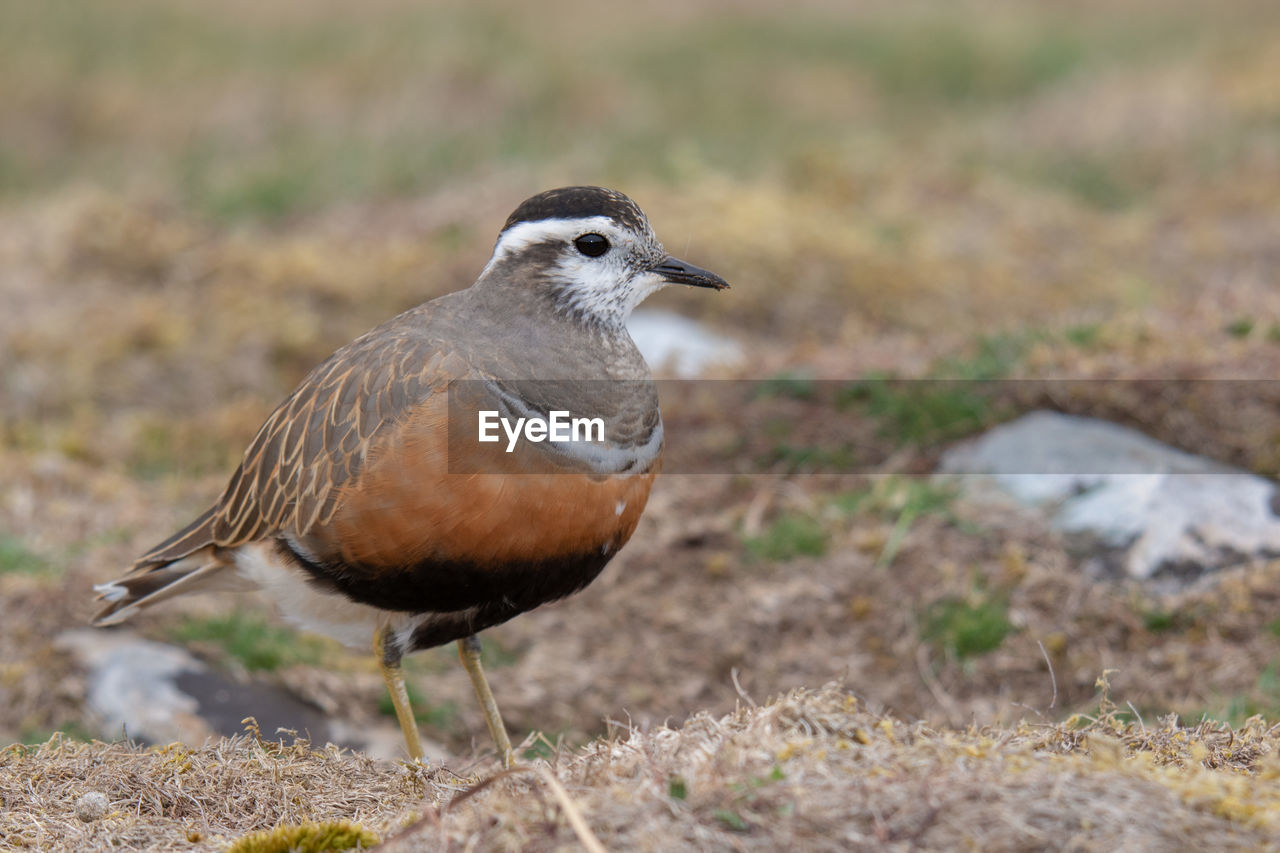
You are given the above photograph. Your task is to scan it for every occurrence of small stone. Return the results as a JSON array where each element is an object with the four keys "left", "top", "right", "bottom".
[{"left": 75, "top": 791, "right": 109, "bottom": 822}]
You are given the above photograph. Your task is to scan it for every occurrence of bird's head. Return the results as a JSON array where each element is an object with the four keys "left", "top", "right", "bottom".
[{"left": 477, "top": 186, "right": 728, "bottom": 328}]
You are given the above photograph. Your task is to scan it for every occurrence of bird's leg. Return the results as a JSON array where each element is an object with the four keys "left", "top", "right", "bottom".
[
  {"left": 373, "top": 623, "right": 424, "bottom": 761},
  {"left": 457, "top": 634, "right": 513, "bottom": 767}
]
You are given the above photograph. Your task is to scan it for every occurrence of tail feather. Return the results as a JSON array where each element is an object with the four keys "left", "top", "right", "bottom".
[
  {"left": 93, "top": 547, "right": 252, "bottom": 625},
  {"left": 93, "top": 508, "right": 253, "bottom": 626}
]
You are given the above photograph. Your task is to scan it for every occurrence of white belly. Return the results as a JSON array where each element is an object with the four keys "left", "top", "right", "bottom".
[{"left": 232, "top": 541, "right": 421, "bottom": 651}]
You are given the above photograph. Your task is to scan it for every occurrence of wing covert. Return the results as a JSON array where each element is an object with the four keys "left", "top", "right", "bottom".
[{"left": 211, "top": 327, "right": 454, "bottom": 546}]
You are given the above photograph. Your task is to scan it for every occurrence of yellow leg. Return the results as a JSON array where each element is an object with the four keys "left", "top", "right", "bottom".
[
  {"left": 458, "top": 635, "right": 513, "bottom": 767},
  {"left": 374, "top": 624, "right": 424, "bottom": 761}
]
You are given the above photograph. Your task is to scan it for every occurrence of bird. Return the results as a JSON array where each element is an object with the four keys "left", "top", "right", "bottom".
[{"left": 92, "top": 186, "right": 728, "bottom": 766}]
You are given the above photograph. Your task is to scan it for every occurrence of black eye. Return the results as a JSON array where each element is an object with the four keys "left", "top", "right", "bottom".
[{"left": 574, "top": 233, "right": 610, "bottom": 257}]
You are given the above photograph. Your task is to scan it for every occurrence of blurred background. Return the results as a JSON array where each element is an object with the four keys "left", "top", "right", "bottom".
[{"left": 2, "top": 0, "right": 1279, "bottom": 756}]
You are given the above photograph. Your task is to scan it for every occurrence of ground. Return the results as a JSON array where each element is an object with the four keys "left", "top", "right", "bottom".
[{"left": 2, "top": 0, "right": 1280, "bottom": 849}]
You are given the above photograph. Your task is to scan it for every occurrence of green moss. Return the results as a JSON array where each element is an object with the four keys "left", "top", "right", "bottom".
[{"left": 227, "top": 821, "right": 377, "bottom": 853}]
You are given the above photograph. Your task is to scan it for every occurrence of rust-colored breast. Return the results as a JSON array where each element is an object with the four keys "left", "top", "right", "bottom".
[{"left": 289, "top": 394, "right": 657, "bottom": 613}]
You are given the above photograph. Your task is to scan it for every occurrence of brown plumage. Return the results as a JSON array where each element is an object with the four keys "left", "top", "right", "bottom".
[{"left": 92, "top": 186, "right": 727, "bottom": 764}]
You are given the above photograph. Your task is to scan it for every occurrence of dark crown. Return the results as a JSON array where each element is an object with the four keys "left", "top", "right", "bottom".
[{"left": 503, "top": 186, "right": 649, "bottom": 235}]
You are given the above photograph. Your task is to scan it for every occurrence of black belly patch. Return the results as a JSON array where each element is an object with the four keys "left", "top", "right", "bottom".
[{"left": 276, "top": 537, "right": 612, "bottom": 632}]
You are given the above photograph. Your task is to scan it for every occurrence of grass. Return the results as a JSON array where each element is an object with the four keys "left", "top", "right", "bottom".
[
  {"left": 744, "top": 513, "right": 829, "bottom": 562},
  {"left": 171, "top": 613, "right": 331, "bottom": 672},
  {"left": 19, "top": 721, "right": 94, "bottom": 746},
  {"left": 922, "top": 591, "right": 1014, "bottom": 659},
  {"left": 833, "top": 477, "right": 965, "bottom": 567},
  {"left": 832, "top": 477, "right": 959, "bottom": 520},
  {"left": 1019, "top": 152, "right": 1147, "bottom": 211},
  {"left": 932, "top": 333, "right": 1034, "bottom": 381},
  {"left": 1226, "top": 318, "right": 1256, "bottom": 339},
  {"left": 0, "top": 535, "right": 52, "bottom": 576},
  {"left": 376, "top": 682, "right": 459, "bottom": 731},
  {"left": 764, "top": 442, "right": 858, "bottom": 474},
  {"left": 1195, "top": 664, "right": 1280, "bottom": 728},
  {"left": 840, "top": 374, "right": 995, "bottom": 446},
  {"left": 754, "top": 370, "right": 817, "bottom": 401},
  {"left": 1142, "top": 607, "right": 1192, "bottom": 634},
  {"left": 0, "top": 1, "right": 1233, "bottom": 220},
  {"left": 10, "top": 685, "right": 1280, "bottom": 849},
  {"left": 1065, "top": 323, "right": 1103, "bottom": 348}
]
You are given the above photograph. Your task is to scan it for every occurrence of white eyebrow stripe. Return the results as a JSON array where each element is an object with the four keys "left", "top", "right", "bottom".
[{"left": 480, "top": 216, "right": 618, "bottom": 277}]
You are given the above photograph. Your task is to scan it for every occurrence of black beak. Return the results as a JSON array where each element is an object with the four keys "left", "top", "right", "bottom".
[{"left": 651, "top": 256, "right": 729, "bottom": 291}]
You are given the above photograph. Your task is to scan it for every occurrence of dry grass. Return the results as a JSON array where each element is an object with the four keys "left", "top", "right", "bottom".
[{"left": 6, "top": 684, "right": 1280, "bottom": 850}]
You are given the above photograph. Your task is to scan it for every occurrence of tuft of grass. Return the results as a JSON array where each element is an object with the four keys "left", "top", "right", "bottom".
[
  {"left": 0, "top": 535, "right": 53, "bottom": 576},
  {"left": 479, "top": 637, "right": 522, "bottom": 669},
  {"left": 19, "top": 721, "right": 95, "bottom": 745},
  {"left": 1196, "top": 665, "right": 1280, "bottom": 728},
  {"left": 744, "top": 513, "right": 829, "bottom": 562},
  {"left": 172, "top": 612, "right": 329, "bottom": 672},
  {"left": 1225, "top": 318, "right": 1255, "bottom": 339},
  {"left": 1065, "top": 323, "right": 1102, "bottom": 348},
  {"left": 668, "top": 776, "right": 689, "bottom": 800},
  {"left": 839, "top": 374, "right": 993, "bottom": 447},
  {"left": 754, "top": 370, "right": 817, "bottom": 401},
  {"left": 933, "top": 333, "right": 1033, "bottom": 381},
  {"left": 922, "top": 593, "right": 1014, "bottom": 659},
  {"left": 376, "top": 682, "right": 458, "bottom": 730},
  {"left": 712, "top": 808, "right": 750, "bottom": 832},
  {"left": 1142, "top": 608, "right": 1191, "bottom": 634},
  {"left": 1022, "top": 153, "right": 1144, "bottom": 211},
  {"left": 832, "top": 477, "right": 959, "bottom": 520},
  {"left": 765, "top": 442, "right": 857, "bottom": 474},
  {"left": 833, "top": 477, "right": 967, "bottom": 567}
]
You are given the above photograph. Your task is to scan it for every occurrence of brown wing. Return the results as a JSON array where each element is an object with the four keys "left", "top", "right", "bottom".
[{"left": 133, "top": 315, "right": 464, "bottom": 567}]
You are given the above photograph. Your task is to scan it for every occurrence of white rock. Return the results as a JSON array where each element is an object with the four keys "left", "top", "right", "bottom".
[
  {"left": 939, "top": 411, "right": 1280, "bottom": 581},
  {"left": 627, "top": 309, "right": 743, "bottom": 378},
  {"left": 56, "top": 630, "right": 209, "bottom": 744}
]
